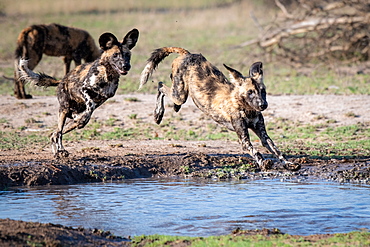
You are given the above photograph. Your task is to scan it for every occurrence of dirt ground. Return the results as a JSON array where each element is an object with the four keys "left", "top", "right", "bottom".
[{"left": 0, "top": 93, "right": 369, "bottom": 246}]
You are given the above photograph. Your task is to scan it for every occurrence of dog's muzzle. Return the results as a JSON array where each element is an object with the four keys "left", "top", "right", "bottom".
[
  {"left": 259, "top": 103, "right": 268, "bottom": 111},
  {"left": 114, "top": 64, "right": 131, "bottom": 75}
]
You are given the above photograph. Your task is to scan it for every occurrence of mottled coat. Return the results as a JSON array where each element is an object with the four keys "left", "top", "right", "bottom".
[
  {"left": 140, "top": 47, "right": 299, "bottom": 171},
  {"left": 14, "top": 23, "right": 102, "bottom": 99},
  {"left": 19, "top": 29, "right": 139, "bottom": 158}
]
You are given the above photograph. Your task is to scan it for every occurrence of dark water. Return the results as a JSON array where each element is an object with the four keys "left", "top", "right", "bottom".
[{"left": 0, "top": 178, "right": 369, "bottom": 237}]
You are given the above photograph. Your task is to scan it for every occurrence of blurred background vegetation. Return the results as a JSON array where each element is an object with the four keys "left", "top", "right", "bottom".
[{"left": 0, "top": 0, "right": 368, "bottom": 96}]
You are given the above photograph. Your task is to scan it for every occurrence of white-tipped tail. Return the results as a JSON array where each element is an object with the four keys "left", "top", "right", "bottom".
[
  {"left": 138, "top": 47, "right": 190, "bottom": 90},
  {"left": 139, "top": 62, "right": 155, "bottom": 90},
  {"left": 18, "top": 58, "right": 40, "bottom": 84},
  {"left": 17, "top": 58, "right": 59, "bottom": 87}
]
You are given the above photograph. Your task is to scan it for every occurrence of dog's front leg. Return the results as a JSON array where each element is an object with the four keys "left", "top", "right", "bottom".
[
  {"left": 231, "top": 117, "right": 270, "bottom": 170},
  {"left": 252, "top": 115, "right": 300, "bottom": 171}
]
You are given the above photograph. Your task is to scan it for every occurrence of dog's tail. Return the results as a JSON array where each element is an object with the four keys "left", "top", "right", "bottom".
[
  {"left": 18, "top": 58, "right": 60, "bottom": 87},
  {"left": 139, "top": 47, "right": 189, "bottom": 89},
  {"left": 14, "top": 27, "right": 31, "bottom": 80}
]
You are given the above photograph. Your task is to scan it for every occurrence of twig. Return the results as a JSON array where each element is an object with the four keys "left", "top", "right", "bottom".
[
  {"left": 2, "top": 75, "right": 14, "bottom": 81},
  {"left": 249, "top": 11, "right": 263, "bottom": 31},
  {"left": 275, "top": 0, "right": 293, "bottom": 19}
]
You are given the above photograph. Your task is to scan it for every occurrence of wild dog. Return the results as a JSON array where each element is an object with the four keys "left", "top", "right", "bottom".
[
  {"left": 18, "top": 29, "right": 139, "bottom": 158},
  {"left": 140, "top": 47, "right": 300, "bottom": 171},
  {"left": 14, "top": 23, "right": 102, "bottom": 99}
]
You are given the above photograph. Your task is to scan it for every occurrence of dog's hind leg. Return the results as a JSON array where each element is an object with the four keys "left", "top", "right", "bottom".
[
  {"left": 159, "top": 74, "right": 188, "bottom": 112},
  {"left": 154, "top": 82, "right": 166, "bottom": 124}
]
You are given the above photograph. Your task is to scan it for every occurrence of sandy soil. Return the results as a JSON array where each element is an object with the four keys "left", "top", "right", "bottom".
[{"left": 1, "top": 93, "right": 369, "bottom": 131}]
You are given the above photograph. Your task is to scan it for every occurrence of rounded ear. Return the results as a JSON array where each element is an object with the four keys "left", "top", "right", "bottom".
[
  {"left": 99, "top": 33, "right": 119, "bottom": 51},
  {"left": 223, "top": 64, "right": 244, "bottom": 85},
  {"left": 122, "top": 28, "right": 139, "bottom": 50},
  {"left": 249, "top": 62, "right": 263, "bottom": 78}
]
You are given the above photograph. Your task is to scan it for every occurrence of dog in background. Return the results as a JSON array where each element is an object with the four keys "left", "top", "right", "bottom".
[
  {"left": 18, "top": 29, "right": 139, "bottom": 158},
  {"left": 14, "top": 23, "right": 102, "bottom": 99},
  {"left": 140, "top": 47, "right": 300, "bottom": 171}
]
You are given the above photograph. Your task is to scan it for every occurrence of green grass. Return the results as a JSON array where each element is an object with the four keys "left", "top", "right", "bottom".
[
  {"left": 131, "top": 231, "right": 370, "bottom": 247},
  {"left": 0, "top": 131, "right": 48, "bottom": 150},
  {"left": 265, "top": 119, "right": 370, "bottom": 158},
  {"left": 267, "top": 68, "right": 370, "bottom": 95},
  {"left": 2, "top": 115, "right": 368, "bottom": 160}
]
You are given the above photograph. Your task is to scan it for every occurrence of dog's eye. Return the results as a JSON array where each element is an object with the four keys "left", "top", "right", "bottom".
[
  {"left": 247, "top": 90, "right": 254, "bottom": 95},
  {"left": 113, "top": 53, "right": 119, "bottom": 58}
]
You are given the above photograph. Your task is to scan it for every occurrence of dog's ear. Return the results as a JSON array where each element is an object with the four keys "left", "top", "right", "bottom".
[
  {"left": 122, "top": 29, "right": 139, "bottom": 50},
  {"left": 249, "top": 62, "right": 263, "bottom": 83},
  {"left": 99, "top": 33, "right": 119, "bottom": 51},
  {"left": 223, "top": 64, "right": 244, "bottom": 85}
]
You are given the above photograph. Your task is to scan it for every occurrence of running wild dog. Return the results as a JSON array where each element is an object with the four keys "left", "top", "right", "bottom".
[
  {"left": 14, "top": 23, "right": 102, "bottom": 99},
  {"left": 19, "top": 29, "right": 139, "bottom": 158},
  {"left": 140, "top": 47, "right": 300, "bottom": 171}
]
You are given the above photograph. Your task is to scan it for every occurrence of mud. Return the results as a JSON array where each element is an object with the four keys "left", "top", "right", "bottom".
[
  {"left": 1, "top": 140, "right": 369, "bottom": 189},
  {"left": 0, "top": 218, "right": 130, "bottom": 247}
]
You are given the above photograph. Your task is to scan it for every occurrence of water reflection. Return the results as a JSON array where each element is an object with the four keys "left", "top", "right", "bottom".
[{"left": 0, "top": 178, "right": 369, "bottom": 237}]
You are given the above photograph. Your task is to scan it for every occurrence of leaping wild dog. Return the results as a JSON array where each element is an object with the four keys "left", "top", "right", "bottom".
[
  {"left": 18, "top": 29, "right": 139, "bottom": 158},
  {"left": 14, "top": 23, "right": 102, "bottom": 99},
  {"left": 140, "top": 47, "right": 300, "bottom": 171}
]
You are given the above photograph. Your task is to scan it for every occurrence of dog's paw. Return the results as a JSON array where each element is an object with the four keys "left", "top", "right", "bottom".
[
  {"left": 261, "top": 159, "right": 273, "bottom": 171},
  {"left": 283, "top": 162, "right": 301, "bottom": 171},
  {"left": 54, "top": 150, "right": 69, "bottom": 159}
]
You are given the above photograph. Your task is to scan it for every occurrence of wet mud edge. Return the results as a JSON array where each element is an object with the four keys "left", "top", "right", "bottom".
[{"left": 1, "top": 150, "right": 369, "bottom": 189}]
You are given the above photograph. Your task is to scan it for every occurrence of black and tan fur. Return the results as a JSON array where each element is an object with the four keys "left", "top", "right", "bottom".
[
  {"left": 140, "top": 47, "right": 300, "bottom": 171},
  {"left": 14, "top": 23, "right": 102, "bottom": 99},
  {"left": 18, "top": 29, "right": 139, "bottom": 158}
]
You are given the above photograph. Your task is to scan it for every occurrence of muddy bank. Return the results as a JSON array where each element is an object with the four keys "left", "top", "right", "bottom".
[
  {"left": 1, "top": 143, "right": 369, "bottom": 189},
  {"left": 0, "top": 218, "right": 130, "bottom": 247}
]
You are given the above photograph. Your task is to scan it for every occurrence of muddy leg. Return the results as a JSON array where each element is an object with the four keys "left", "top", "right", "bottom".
[
  {"left": 243, "top": 132, "right": 274, "bottom": 171},
  {"left": 231, "top": 117, "right": 271, "bottom": 170},
  {"left": 154, "top": 82, "right": 165, "bottom": 124},
  {"left": 51, "top": 109, "right": 69, "bottom": 158},
  {"left": 253, "top": 118, "right": 300, "bottom": 171}
]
